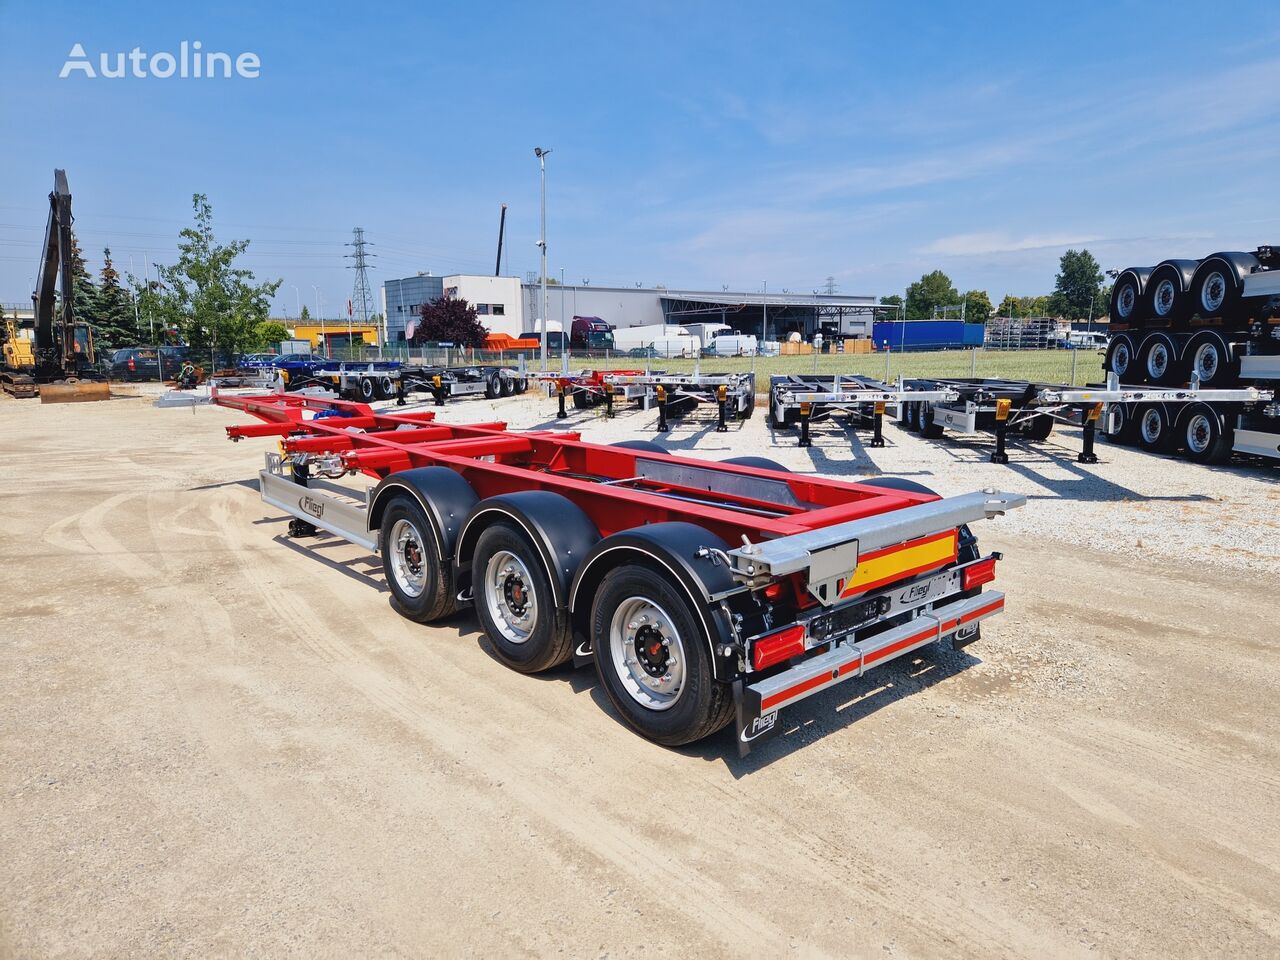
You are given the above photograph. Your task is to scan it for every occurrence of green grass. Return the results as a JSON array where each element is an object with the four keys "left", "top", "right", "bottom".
[{"left": 541, "top": 349, "right": 1105, "bottom": 388}]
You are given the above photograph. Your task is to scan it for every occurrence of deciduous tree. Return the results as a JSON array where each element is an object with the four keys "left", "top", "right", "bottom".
[{"left": 412, "top": 296, "right": 487, "bottom": 347}]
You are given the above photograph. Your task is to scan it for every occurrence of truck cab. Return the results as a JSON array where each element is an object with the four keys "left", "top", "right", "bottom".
[{"left": 570, "top": 316, "right": 614, "bottom": 350}]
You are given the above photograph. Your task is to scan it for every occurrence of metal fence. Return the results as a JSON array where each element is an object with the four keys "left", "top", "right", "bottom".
[{"left": 362, "top": 342, "right": 1106, "bottom": 389}]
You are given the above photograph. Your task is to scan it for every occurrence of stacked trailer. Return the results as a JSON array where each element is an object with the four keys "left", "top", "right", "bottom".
[
  {"left": 768, "top": 375, "right": 961, "bottom": 448},
  {"left": 1105, "top": 245, "right": 1280, "bottom": 390},
  {"left": 213, "top": 390, "right": 1024, "bottom": 754}
]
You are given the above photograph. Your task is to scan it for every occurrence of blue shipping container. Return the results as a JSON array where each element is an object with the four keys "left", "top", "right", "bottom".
[{"left": 871, "top": 320, "right": 984, "bottom": 351}]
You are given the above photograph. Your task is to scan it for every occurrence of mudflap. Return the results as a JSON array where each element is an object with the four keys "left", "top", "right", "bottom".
[
  {"left": 572, "top": 636, "right": 594, "bottom": 670},
  {"left": 734, "top": 679, "right": 781, "bottom": 756}
]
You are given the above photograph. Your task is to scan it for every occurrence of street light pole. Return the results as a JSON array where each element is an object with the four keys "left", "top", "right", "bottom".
[{"left": 535, "top": 146, "right": 552, "bottom": 371}]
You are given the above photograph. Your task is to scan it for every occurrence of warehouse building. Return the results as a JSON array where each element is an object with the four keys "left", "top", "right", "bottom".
[{"left": 383, "top": 274, "right": 881, "bottom": 342}]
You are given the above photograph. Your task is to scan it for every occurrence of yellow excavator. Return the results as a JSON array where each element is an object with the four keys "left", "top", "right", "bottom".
[{"left": 1, "top": 169, "right": 109, "bottom": 402}]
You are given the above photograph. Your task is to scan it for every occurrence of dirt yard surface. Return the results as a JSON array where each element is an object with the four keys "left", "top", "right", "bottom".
[{"left": 2, "top": 389, "right": 1278, "bottom": 958}]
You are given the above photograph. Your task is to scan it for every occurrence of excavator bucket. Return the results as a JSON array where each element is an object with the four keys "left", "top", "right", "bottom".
[{"left": 38, "top": 381, "right": 111, "bottom": 404}]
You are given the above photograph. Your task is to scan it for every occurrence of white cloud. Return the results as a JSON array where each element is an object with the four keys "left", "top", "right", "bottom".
[{"left": 919, "top": 233, "right": 1101, "bottom": 257}]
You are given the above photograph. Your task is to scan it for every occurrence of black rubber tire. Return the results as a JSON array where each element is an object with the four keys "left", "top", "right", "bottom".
[
  {"left": 484, "top": 372, "right": 502, "bottom": 400},
  {"left": 499, "top": 374, "right": 515, "bottom": 398},
  {"left": 377, "top": 375, "right": 396, "bottom": 400},
  {"left": 1183, "top": 331, "right": 1239, "bottom": 388},
  {"left": 590, "top": 564, "right": 734, "bottom": 746},
  {"left": 1134, "top": 403, "right": 1174, "bottom": 453},
  {"left": 1190, "top": 255, "right": 1252, "bottom": 323},
  {"left": 1180, "top": 404, "right": 1234, "bottom": 465},
  {"left": 471, "top": 520, "right": 573, "bottom": 674},
  {"left": 611, "top": 439, "right": 667, "bottom": 454},
  {"left": 1023, "top": 413, "right": 1054, "bottom": 442},
  {"left": 1109, "top": 270, "right": 1146, "bottom": 325},
  {"left": 1104, "top": 334, "right": 1137, "bottom": 382},
  {"left": 1145, "top": 262, "right": 1194, "bottom": 325},
  {"left": 515, "top": 378, "right": 529, "bottom": 394},
  {"left": 379, "top": 496, "right": 456, "bottom": 623},
  {"left": 721, "top": 455, "right": 789, "bottom": 472},
  {"left": 1102, "top": 404, "right": 1137, "bottom": 445},
  {"left": 738, "top": 394, "right": 756, "bottom": 419},
  {"left": 919, "top": 403, "right": 943, "bottom": 439},
  {"left": 1138, "top": 333, "right": 1179, "bottom": 386},
  {"left": 769, "top": 397, "right": 795, "bottom": 429},
  {"left": 358, "top": 376, "right": 377, "bottom": 403},
  {"left": 571, "top": 389, "right": 589, "bottom": 409},
  {"left": 858, "top": 477, "right": 938, "bottom": 496}
]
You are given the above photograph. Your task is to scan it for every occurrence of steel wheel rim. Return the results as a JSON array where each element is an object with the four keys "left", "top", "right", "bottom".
[
  {"left": 1113, "top": 342, "right": 1130, "bottom": 375},
  {"left": 1193, "top": 343, "right": 1219, "bottom": 381},
  {"left": 484, "top": 550, "right": 537, "bottom": 644},
  {"left": 1153, "top": 279, "right": 1176, "bottom": 316},
  {"left": 1201, "top": 272, "right": 1227, "bottom": 313},
  {"left": 609, "top": 596, "right": 687, "bottom": 711},
  {"left": 1141, "top": 409, "right": 1163, "bottom": 444},
  {"left": 1146, "top": 342, "right": 1169, "bottom": 379},
  {"left": 389, "top": 518, "right": 427, "bottom": 598},
  {"left": 380, "top": 377, "right": 394, "bottom": 395},
  {"left": 1186, "top": 413, "right": 1213, "bottom": 454},
  {"left": 1117, "top": 284, "right": 1136, "bottom": 318}
]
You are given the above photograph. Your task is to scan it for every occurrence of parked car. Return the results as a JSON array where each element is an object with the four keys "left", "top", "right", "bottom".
[
  {"left": 108, "top": 346, "right": 189, "bottom": 381},
  {"left": 237, "top": 352, "right": 278, "bottom": 370}
]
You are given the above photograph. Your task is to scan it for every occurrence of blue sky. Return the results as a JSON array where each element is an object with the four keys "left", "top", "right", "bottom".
[{"left": 2, "top": 0, "right": 1278, "bottom": 318}]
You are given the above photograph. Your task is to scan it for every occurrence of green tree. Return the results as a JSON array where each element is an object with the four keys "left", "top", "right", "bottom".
[
  {"left": 135, "top": 194, "right": 282, "bottom": 354},
  {"left": 997, "top": 294, "right": 1054, "bottom": 318},
  {"left": 93, "top": 247, "right": 138, "bottom": 348},
  {"left": 962, "top": 290, "right": 993, "bottom": 324},
  {"left": 298, "top": 304, "right": 312, "bottom": 324},
  {"left": 252, "top": 320, "right": 289, "bottom": 349},
  {"left": 66, "top": 230, "right": 98, "bottom": 328},
  {"left": 904, "top": 270, "right": 959, "bottom": 321},
  {"left": 1048, "top": 249, "right": 1104, "bottom": 320}
]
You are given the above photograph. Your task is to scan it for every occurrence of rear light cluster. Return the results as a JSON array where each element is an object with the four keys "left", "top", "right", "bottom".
[
  {"left": 962, "top": 556, "right": 998, "bottom": 591},
  {"left": 751, "top": 625, "right": 805, "bottom": 672}
]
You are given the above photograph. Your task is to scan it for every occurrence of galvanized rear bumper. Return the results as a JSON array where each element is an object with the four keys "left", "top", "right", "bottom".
[{"left": 734, "top": 590, "right": 1005, "bottom": 753}]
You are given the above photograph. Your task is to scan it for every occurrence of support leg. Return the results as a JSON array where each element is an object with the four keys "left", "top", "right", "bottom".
[
  {"left": 869, "top": 404, "right": 885, "bottom": 448},
  {"left": 605, "top": 387, "right": 614, "bottom": 419},
  {"left": 1078, "top": 405, "right": 1099, "bottom": 464},
  {"left": 287, "top": 460, "right": 317, "bottom": 537},
  {"left": 657, "top": 392, "right": 669, "bottom": 432},
  {"left": 799, "top": 408, "right": 812, "bottom": 447},
  {"left": 991, "top": 420, "right": 1009, "bottom": 464},
  {"left": 557, "top": 384, "right": 567, "bottom": 420},
  {"left": 717, "top": 396, "right": 728, "bottom": 432}
]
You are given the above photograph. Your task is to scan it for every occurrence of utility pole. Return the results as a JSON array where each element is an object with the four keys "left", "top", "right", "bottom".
[
  {"left": 346, "top": 227, "right": 377, "bottom": 357},
  {"left": 762, "top": 280, "right": 768, "bottom": 345},
  {"left": 534, "top": 147, "right": 552, "bottom": 370}
]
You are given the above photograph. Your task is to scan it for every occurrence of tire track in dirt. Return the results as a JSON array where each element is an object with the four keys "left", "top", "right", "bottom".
[{"left": 213, "top": 491, "right": 1069, "bottom": 957}]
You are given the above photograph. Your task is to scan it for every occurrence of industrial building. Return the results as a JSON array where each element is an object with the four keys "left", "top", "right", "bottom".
[{"left": 381, "top": 274, "right": 882, "bottom": 342}]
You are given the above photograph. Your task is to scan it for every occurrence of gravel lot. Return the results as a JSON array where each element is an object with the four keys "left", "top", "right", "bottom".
[{"left": 2, "top": 387, "right": 1277, "bottom": 958}]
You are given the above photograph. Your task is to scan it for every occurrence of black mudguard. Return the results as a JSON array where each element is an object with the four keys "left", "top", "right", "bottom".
[
  {"left": 568, "top": 522, "right": 745, "bottom": 681},
  {"left": 455, "top": 491, "right": 601, "bottom": 608},
  {"left": 367, "top": 466, "right": 478, "bottom": 559}
]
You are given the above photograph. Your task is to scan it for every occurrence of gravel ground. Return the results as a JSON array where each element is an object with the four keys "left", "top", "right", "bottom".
[{"left": 2, "top": 386, "right": 1278, "bottom": 958}]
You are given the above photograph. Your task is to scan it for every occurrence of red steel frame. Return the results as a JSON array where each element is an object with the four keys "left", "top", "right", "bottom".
[{"left": 216, "top": 391, "right": 937, "bottom": 548}]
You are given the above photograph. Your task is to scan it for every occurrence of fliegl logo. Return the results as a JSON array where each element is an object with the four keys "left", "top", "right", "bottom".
[
  {"left": 299, "top": 495, "right": 325, "bottom": 520},
  {"left": 59, "top": 42, "right": 261, "bottom": 80},
  {"left": 740, "top": 712, "right": 778, "bottom": 743}
]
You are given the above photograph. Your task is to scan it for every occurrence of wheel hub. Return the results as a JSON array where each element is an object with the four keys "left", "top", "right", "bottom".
[
  {"left": 503, "top": 573, "right": 528, "bottom": 615},
  {"left": 484, "top": 551, "right": 537, "bottom": 644},
  {"left": 1155, "top": 280, "right": 1176, "bottom": 315},
  {"left": 1118, "top": 286, "right": 1135, "bottom": 317},
  {"left": 1203, "top": 273, "right": 1226, "bottom": 313},
  {"left": 634, "top": 625, "right": 669, "bottom": 677},
  {"left": 1187, "top": 415, "right": 1211, "bottom": 453}
]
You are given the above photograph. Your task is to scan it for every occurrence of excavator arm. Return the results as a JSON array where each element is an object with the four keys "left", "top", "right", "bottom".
[{"left": 32, "top": 169, "right": 79, "bottom": 379}]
